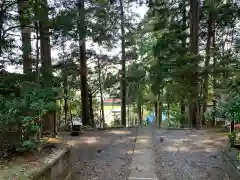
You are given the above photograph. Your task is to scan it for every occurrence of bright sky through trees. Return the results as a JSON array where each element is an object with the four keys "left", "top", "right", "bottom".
[{"left": 6, "top": 3, "right": 148, "bottom": 73}]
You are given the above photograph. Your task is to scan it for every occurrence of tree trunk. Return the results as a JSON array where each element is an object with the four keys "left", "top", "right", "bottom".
[
  {"left": 189, "top": 0, "right": 200, "bottom": 129},
  {"left": 58, "top": 100, "right": 62, "bottom": 127},
  {"left": 97, "top": 57, "right": 105, "bottom": 128},
  {"left": 88, "top": 90, "right": 95, "bottom": 128},
  {"left": 62, "top": 37, "right": 68, "bottom": 126},
  {"left": 127, "top": 104, "right": 130, "bottom": 127},
  {"left": 137, "top": 99, "right": 142, "bottom": 126},
  {"left": 167, "top": 101, "right": 170, "bottom": 122},
  {"left": 18, "top": 0, "right": 32, "bottom": 76},
  {"left": 180, "top": 1, "right": 186, "bottom": 129},
  {"left": 230, "top": 120, "right": 234, "bottom": 133},
  {"left": 154, "top": 101, "right": 158, "bottom": 127},
  {"left": 64, "top": 96, "right": 68, "bottom": 125},
  {"left": 78, "top": 0, "right": 90, "bottom": 125},
  {"left": 39, "top": 0, "right": 52, "bottom": 85},
  {"left": 0, "top": 3, "right": 4, "bottom": 56},
  {"left": 120, "top": 0, "right": 126, "bottom": 127},
  {"left": 38, "top": 0, "right": 55, "bottom": 134},
  {"left": 33, "top": 0, "right": 39, "bottom": 81},
  {"left": 212, "top": 19, "right": 216, "bottom": 127},
  {"left": 158, "top": 101, "right": 162, "bottom": 128},
  {"left": 35, "top": 23, "right": 40, "bottom": 82},
  {"left": 202, "top": 9, "right": 213, "bottom": 126},
  {"left": 188, "top": 103, "right": 191, "bottom": 128},
  {"left": 180, "top": 100, "right": 185, "bottom": 128}
]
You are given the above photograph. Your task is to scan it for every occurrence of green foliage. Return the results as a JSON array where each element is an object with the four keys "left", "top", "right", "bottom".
[
  {"left": 0, "top": 85, "right": 59, "bottom": 152},
  {"left": 167, "top": 103, "right": 187, "bottom": 127},
  {"left": 224, "top": 94, "right": 240, "bottom": 122},
  {"left": 237, "top": 152, "right": 240, "bottom": 161},
  {"left": 228, "top": 132, "right": 236, "bottom": 147},
  {"left": 204, "top": 104, "right": 227, "bottom": 120}
]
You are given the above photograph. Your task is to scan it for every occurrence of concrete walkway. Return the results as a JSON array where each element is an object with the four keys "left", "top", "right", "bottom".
[{"left": 128, "top": 128, "right": 158, "bottom": 180}]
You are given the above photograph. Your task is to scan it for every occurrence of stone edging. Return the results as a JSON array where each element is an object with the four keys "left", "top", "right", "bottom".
[
  {"left": 221, "top": 148, "right": 240, "bottom": 180},
  {"left": 28, "top": 145, "right": 71, "bottom": 180}
]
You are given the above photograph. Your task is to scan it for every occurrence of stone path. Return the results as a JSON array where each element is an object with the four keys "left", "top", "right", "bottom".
[
  {"left": 60, "top": 128, "right": 138, "bottom": 180},
  {"left": 59, "top": 128, "right": 230, "bottom": 180},
  {"left": 153, "top": 129, "right": 230, "bottom": 180},
  {"left": 129, "top": 128, "right": 230, "bottom": 180},
  {"left": 128, "top": 128, "right": 160, "bottom": 180}
]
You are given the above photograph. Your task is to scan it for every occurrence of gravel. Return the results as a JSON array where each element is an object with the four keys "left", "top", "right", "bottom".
[
  {"left": 153, "top": 129, "right": 231, "bottom": 180},
  {"left": 66, "top": 128, "right": 137, "bottom": 180}
]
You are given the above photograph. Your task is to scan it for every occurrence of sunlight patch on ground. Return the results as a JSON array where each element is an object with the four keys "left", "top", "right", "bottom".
[
  {"left": 85, "top": 137, "right": 99, "bottom": 144},
  {"left": 164, "top": 146, "right": 185, "bottom": 152},
  {"left": 201, "top": 139, "right": 214, "bottom": 144},
  {"left": 189, "top": 134, "right": 198, "bottom": 137},
  {"left": 163, "top": 145, "right": 216, "bottom": 153},
  {"left": 214, "top": 141, "right": 223, "bottom": 145},
  {"left": 138, "top": 136, "right": 152, "bottom": 139},
  {"left": 127, "top": 149, "right": 133, "bottom": 154},
  {"left": 163, "top": 145, "right": 215, "bottom": 153},
  {"left": 71, "top": 137, "right": 99, "bottom": 144},
  {"left": 61, "top": 136, "right": 101, "bottom": 146},
  {"left": 108, "top": 130, "right": 131, "bottom": 135},
  {"left": 48, "top": 137, "right": 62, "bottom": 143},
  {"left": 112, "top": 139, "right": 126, "bottom": 145},
  {"left": 68, "top": 140, "right": 77, "bottom": 146},
  {"left": 131, "top": 149, "right": 145, "bottom": 155},
  {"left": 172, "top": 138, "right": 190, "bottom": 143},
  {"left": 138, "top": 139, "right": 149, "bottom": 144},
  {"left": 205, "top": 147, "right": 215, "bottom": 152}
]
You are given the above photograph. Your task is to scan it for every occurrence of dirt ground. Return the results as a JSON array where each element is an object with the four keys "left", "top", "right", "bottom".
[
  {"left": 153, "top": 129, "right": 230, "bottom": 180},
  {"left": 59, "top": 128, "right": 138, "bottom": 180},
  {"left": 58, "top": 128, "right": 231, "bottom": 180}
]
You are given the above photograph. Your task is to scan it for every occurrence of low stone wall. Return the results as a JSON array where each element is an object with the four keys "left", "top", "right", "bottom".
[
  {"left": 29, "top": 146, "right": 71, "bottom": 180},
  {"left": 222, "top": 148, "right": 240, "bottom": 180}
]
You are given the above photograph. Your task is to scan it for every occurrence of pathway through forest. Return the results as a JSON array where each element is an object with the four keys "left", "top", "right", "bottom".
[
  {"left": 60, "top": 128, "right": 230, "bottom": 180},
  {"left": 61, "top": 128, "right": 138, "bottom": 180},
  {"left": 153, "top": 129, "right": 229, "bottom": 180}
]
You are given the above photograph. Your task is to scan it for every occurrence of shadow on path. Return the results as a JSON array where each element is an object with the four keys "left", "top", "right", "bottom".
[
  {"left": 152, "top": 129, "right": 229, "bottom": 180},
  {"left": 59, "top": 129, "right": 138, "bottom": 180}
]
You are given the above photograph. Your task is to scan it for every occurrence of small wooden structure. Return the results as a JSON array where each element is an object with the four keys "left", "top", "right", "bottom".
[{"left": 70, "top": 117, "right": 82, "bottom": 136}]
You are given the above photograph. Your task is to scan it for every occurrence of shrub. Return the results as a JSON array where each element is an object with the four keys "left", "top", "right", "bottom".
[
  {"left": 228, "top": 132, "right": 236, "bottom": 147},
  {"left": 0, "top": 86, "right": 59, "bottom": 153}
]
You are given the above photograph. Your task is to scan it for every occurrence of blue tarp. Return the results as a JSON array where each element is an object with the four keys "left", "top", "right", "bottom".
[{"left": 145, "top": 111, "right": 166, "bottom": 122}]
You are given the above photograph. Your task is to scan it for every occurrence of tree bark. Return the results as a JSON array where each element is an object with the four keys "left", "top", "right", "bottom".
[
  {"left": 39, "top": 0, "right": 52, "bottom": 85},
  {"left": 33, "top": 0, "right": 39, "bottom": 81},
  {"left": 188, "top": 103, "right": 192, "bottom": 128},
  {"left": 202, "top": 9, "right": 213, "bottom": 126},
  {"left": 212, "top": 20, "right": 216, "bottom": 127},
  {"left": 18, "top": 0, "right": 32, "bottom": 76},
  {"left": 167, "top": 101, "right": 170, "bottom": 122},
  {"left": 154, "top": 101, "right": 158, "bottom": 127},
  {"left": 230, "top": 120, "right": 234, "bottom": 133},
  {"left": 180, "top": 100, "right": 185, "bottom": 128},
  {"left": 137, "top": 99, "right": 142, "bottom": 126},
  {"left": 97, "top": 57, "right": 105, "bottom": 128},
  {"left": 189, "top": 0, "right": 200, "bottom": 129},
  {"left": 120, "top": 0, "right": 126, "bottom": 127},
  {"left": 127, "top": 103, "right": 130, "bottom": 127},
  {"left": 35, "top": 23, "right": 40, "bottom": 82},
  {"left": 61, "top": 36, "right": 68, "bottom": 126},
  {"left": 78, "top": 0, "right": 90, "bottom": 125},
  {"left": 38, "top": 0, "right": 55, "bottom": 134},
  {"left": 88, "top": 90, "right": 95, "bottom": 128},
  {"left": 180, "top": 1, "right": 186, "bottom": 129},
  {"left": 158, "top": 101, "right": 162, "bottom": 128},
  {"left": 64, "top": 83, "right": 68, "bottom": 126}
]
